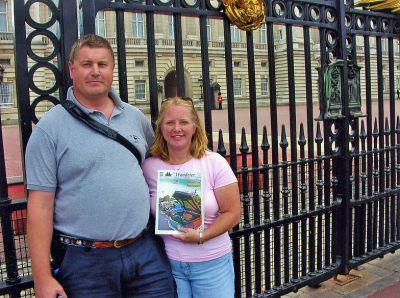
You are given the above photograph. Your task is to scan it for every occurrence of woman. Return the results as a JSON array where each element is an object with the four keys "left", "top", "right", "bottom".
[{"left": 142, "top": 96, "right": 240, "bottom": 298}]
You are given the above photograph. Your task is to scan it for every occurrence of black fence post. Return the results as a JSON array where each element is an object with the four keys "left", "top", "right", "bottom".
[
  {"left": 14, "top": 0, "right": 32, "bottom": 160},
  {"left": 0, "top": 201, "right": 21, "bottom": 284},
  {"left": 0, "top": 106, "right": 21, "bottom": 296},
  {"left": 332, "top": 118, "right": 351, "bottom": 274},
  {"left": 333, "top": 0, "right": 352, "bottom": 274},
  {"left": 59, "top": 0, "right": 78, "bottom": 99}
]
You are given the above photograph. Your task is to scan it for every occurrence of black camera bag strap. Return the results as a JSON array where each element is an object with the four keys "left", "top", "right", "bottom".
[{"left": 61, "top": 100, "right": 142, "bottom": 165}]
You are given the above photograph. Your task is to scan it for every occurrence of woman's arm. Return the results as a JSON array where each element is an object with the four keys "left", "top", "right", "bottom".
[
  {"left": 173, "top": 182, "right": 240, "bottom": 244},
  {"left": 202, "top": 182, "right": 240, "bottom": 242}
]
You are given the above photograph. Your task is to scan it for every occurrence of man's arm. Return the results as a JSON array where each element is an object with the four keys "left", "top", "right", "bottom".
[{"left": 27, "top": 190, "right": 67, "bottom": 298}]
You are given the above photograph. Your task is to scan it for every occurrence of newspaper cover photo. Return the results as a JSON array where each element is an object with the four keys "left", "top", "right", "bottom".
[{"left": 156, "top": 170, "right": 204, "bottom": 234}]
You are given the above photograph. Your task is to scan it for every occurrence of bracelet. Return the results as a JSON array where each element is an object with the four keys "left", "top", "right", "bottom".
[{"left": 198, "top": 231, "right": 204, "bottom": 245}]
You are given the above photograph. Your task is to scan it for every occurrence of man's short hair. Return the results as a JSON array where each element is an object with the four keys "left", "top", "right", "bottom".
[{"left": 69, "top": 34, "right": 115, "bottom": 64}]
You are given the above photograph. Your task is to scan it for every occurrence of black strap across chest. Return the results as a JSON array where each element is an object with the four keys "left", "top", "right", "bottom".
[{"left": 61, "top": 100, "right": 142, "bottom": 165}]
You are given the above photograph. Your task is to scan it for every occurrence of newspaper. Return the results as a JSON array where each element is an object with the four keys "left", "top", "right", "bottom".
[{"left": 155, "top": 170, "right": 204, "bottom": 235}]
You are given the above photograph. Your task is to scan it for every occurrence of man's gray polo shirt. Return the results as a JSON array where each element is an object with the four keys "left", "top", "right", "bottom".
[{"left": 25, "top": 87, "right": 154, "bottom": 240}]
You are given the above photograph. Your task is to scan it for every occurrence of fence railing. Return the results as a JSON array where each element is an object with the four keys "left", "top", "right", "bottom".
[{"left": 8, "top": 0, "right": 400, "bottom": 297}]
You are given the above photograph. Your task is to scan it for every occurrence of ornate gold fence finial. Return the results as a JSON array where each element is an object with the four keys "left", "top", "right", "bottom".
[{"left": 223, "top": 0, "right": 265, "bottom": 31}]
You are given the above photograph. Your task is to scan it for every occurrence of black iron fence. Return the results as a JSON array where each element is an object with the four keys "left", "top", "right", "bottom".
[{"left": 2, "top": 0, "right": 399, "bottom": 297}]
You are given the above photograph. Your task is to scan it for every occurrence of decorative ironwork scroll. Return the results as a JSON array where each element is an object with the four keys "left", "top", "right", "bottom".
[
  {"left": 347, "top": 63, "right": 364, "bottom": 118},
  {"left": 317, "top": 60, "right": 364, "bottom": 120}
]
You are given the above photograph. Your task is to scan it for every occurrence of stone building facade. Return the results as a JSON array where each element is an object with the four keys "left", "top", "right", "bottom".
[{"left": 0, "top": 0, "right": 398, "bottom": 122}]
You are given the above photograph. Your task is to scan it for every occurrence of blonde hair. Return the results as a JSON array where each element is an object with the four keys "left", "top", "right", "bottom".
[
  {"left": 150, "top": 97, "right": 208, "bottom": 161},
  {"left": 69, "top": 34, "right": 114, "bottom": 64}
]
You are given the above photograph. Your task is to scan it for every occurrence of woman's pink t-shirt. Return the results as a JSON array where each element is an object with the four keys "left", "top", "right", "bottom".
[{"left": 142, "top": 151, "right": 237, "bottom": 262}]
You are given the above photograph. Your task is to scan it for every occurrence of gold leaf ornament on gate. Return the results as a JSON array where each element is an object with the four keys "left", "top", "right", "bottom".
[{"left": 223, "top": 0, "right": 265, "bottom": 31}]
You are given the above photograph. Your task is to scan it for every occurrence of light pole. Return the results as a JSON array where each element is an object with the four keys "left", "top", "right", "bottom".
[
  {"left": 198, "top": 75, "right": 203, "bottom": 99},
  {"left": 157, "top": 76, "right": 164, "bottom": 93},
  {"left": 0, "top": 65, "right": 4, "bottom": 85}
]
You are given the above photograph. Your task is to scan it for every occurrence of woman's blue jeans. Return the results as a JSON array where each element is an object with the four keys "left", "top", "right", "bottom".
[{"left": 169, "top": 253, "right": 234, "bottom": 298}]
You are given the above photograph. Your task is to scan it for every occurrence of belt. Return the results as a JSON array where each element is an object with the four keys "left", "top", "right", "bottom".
[{"left": 57, "top": 231, "right": 144, "bottom": 249}]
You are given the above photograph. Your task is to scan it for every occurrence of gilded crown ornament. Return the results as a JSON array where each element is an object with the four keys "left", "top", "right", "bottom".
[{"left": 223, "top": 0, "right": 265, "bottom": 31}]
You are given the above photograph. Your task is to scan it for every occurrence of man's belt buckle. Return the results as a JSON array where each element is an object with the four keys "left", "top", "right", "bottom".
[{"left": 113, "top": 240, "right": 123, "bottom": 248}]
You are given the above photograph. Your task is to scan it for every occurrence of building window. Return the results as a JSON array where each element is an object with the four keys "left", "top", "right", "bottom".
[
  {"left": 0, "top": 83, "right": 13, "bottom": 107},
  {"left": 234, "top": 61, "right": 241, "bottom": 68},
  {"left": 0, "top": 0, "right": 8, "bottom": 32},
  {"left": 133, "top": 13, "right": 144, "bottom": 38},
  {"left": 95, "top": 11, "right": 106, "bottom": 37},
  {"left": 261, "top": 78, "right": 268, "bottom": 96},
  {"left": 206, "top": 19, "right": 212, "bottom": 41},
  {"left": 233, "top": 78, "right": 242, "bottom": 97},
  {"left": 0, "top": 58, "right": 10, "bottom": 65},
  {"left": 231, "top": 25, "right": 241, "bottom": 43},
  {"left": 261, "top": 61, "right": 267, "bottom": 68},
  {"left": 380, "top": 39, "right": 386, "bottom": 52},
  {"left": 49, "top": 22, "right": 60, "bottom": 38},
  {"left": 259, "top": 24, "right": 266, "bottom": 43},
  {"left": 168, "top": 15, "right": 174, "bottom": 38},
  {"left": 135, "top": 80, "right": 146, "bottom": 100},
  {"left": 135, "top": 60, "right": 145, "bottom": 68},
  {"left": 50, "top": 80, "right": 59, "bottom": 99},
  {"left": 278, "top": 29, "right": 283, "bottom": 41}
]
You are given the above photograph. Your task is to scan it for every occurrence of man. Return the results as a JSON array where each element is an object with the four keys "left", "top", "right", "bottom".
[{"left": 26, "top": 34, "right": 175, "bottom": 298}]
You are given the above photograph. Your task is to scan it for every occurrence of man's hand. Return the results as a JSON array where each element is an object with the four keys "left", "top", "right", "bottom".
[{"left": 34, "top": 275, "right": 67, "bottom": 298}]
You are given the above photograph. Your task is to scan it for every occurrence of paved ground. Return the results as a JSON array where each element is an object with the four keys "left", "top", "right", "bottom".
[
  {"left": 1, "top": 124, "right": 23, "bottom": 183},
  {"left": 283, "top": 250, "right": 400, "bottom": 298}
]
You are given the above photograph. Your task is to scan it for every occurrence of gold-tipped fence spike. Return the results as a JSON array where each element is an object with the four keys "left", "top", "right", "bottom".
[
  {"left": 355, "top": 0, "right": 386, "bottom": 7},
  {"left": 393, "top": 1, "right": 400, "bottom": 10},
  {"left": 367, "top": 0, "right": 400, "bottom": 10},
  {"left": 391, "top": 5, "right": 400, "bottom": 12},
  {"left": 356, "top": 0, "right": 400, "bottom": 13},
  {"left": 372, "top": 0, "right": 398, "bottom": 5}
]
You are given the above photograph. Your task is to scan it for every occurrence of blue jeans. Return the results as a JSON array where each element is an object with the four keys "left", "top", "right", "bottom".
[
  {"left": 169, "top": 253, "right": 234, "bottom": 298},
  {"left": 56, "top": 231, "right": 175, "bottom": 297}
]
